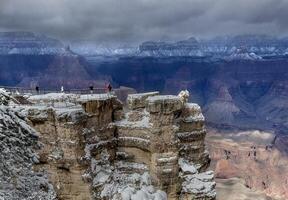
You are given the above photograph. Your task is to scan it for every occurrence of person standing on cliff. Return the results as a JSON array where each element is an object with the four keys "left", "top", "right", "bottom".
[
  {"left": 35, "top": 86, "right": 39, "bottom": 94},
  {"left": 89, "top": 85, "right": 94, "bottom": 94},
  {"left": 106, "top": 83, "right": 112, "bottom": 93}
]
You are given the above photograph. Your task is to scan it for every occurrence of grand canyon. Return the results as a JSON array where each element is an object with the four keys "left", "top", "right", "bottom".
[{"left": 0, "top": 31, "right": 287, "bottom": 200}]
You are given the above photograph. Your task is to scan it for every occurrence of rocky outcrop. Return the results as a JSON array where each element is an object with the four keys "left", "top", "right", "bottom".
[
  {"left": 0, "top": 91, "right": 57, "bottom": 200},
  {"left": 20, "top": 106, "right": 92, "bottom": 200},
  {"left": 9, "top": 92, "right": 215, "bottom": 200},
  {"left": 113, "top": 93, "right": 216, "bottom": 199}
]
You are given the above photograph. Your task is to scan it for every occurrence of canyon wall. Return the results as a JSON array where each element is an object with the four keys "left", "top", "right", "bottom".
[
  {"left": 206, "top": 129, "right": 288, "bottom": 200},
  {"left": 95, "top": 58, "right": 288, "bottom": 130},
  {"left": 14, "top": 92, "right": 215, "bottom": 200}
]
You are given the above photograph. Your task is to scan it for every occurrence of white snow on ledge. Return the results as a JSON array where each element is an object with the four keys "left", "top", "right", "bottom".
[
  {"left": 28, "top": 93, "right": 79, "bottom": 101},
  {"left": 115, "top": 110, "right": 151, "bottom": 128},
  {"left": 79, "top": 93, "right": 115, "bottom": 101},
  {"left": 146, "top": 95, "right": 181, "bottom": 102}
]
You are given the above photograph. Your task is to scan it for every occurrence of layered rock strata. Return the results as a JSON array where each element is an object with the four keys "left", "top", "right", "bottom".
[
  {"left": 13, "top": 92, "right": 215, "bottom": 200},
  {"left": 207, "top": 129, "right": 288, "bottom": 200}
]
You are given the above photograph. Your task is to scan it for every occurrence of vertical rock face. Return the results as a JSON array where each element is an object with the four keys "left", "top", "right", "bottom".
[
  {"left": 24, "top": 106, "right": 92, "bottom": 200},
  {"left": 14, "top": 92, "right": 215, "bottom": 200},
  {"left": 113, "top": 93, "right": 216, "bottom": 199},
  {"left": 0, "top": 90, "right": 57, "bottom": 200}
]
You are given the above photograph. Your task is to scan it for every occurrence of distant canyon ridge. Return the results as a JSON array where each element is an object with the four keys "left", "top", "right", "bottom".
[
  {"left": 0, "top": 32, "right": 288, "bottom": 131},
  {"left": 1, "top": 32, "right": 288, "bottom": 200}
]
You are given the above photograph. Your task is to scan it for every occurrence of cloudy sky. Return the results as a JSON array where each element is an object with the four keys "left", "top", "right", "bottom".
[{"left": 0, "top": 0, "right": 288, "bottom": 43}]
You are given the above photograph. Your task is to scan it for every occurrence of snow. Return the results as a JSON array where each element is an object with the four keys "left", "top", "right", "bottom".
[
  {"left": 184, "top": 114, "right": 205, "bottom": 122},
  {"left": 147, "top": 95, "right": 181, "bottom": 102},
  {"left": 0, "top": 102, "right": 57, "bottom": 199},
  {"left": 93, "top": 171, "right": 111, "bottom": 186},
  {"left": 84, "top": 139, "right": 115, "bottom": 160},
  {"left": 0, "top": 88, "right": 9, "bottom": 96},
  {"left": 157, "top": 156, "right": 178, "bottom": 163},
  {"left": 183, "top": 103, "right": 205, "bottom": 122},
  {"left": 28, "top": 93, "right": 79, "bottom": 102},
  {"left": 225, "top": 51, "right": 263, "bottom": 61},
  {"left": 0, "top": 88, "right": 19, "bottom": 105},
  {"left": 128, "top": 92, "right": 159, "bottom": 99},
  {"left": 181, "top": 171, "right": 216, "bottom": 198},
  {"left": 85, "top": 148, "right": 167, "bottom": 200},
  {"left": 115, "top": 110, "right": 152, "bottom": 128},
  {"left": 121, "top": 186, "right": 135, "bottom": 200},
  {"left": 55, "top": 106, "right": 85, "bottom": 122},
  {"left": 178, "top": 158, "right": 197, "bottom": 174},
  {"left": 79, "top": 93, "right": 115, "bottom": 102},
  {"left": 100, "top": 171, "right": 168, "bottom": 200},
  {"left": 70, "top": 43, "right": 138, "bottom": 57},
  {"left": 178, "top": 90, "right": 189, "bottom": 103},
  {"left": 178, "top": 157, "right": 216, "bottom": 199},
  {"left": 115, "top": 161, "right": 149, "bottom": 171}
]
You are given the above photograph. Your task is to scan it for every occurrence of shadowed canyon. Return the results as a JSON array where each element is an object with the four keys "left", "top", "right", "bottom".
[{"left": 0, "top": 32, "right": 288, "bottom": 199}]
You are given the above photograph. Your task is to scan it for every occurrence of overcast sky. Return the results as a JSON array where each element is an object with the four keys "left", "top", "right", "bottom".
[{"left": 0, "top": 0, "right": 288, "bottom": 43}]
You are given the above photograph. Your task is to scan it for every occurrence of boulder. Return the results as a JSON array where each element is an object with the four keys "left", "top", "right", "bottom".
[
  {"left": 146, "top": 95, "right": 183, "bottom": 114},
  {"left": 127, "top": 92, "right": 159, "bottom": 110}
]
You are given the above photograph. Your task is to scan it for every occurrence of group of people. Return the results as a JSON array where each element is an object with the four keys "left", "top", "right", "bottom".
[{"left": 34, "top": 83, "right": 113, "bottom": 94}]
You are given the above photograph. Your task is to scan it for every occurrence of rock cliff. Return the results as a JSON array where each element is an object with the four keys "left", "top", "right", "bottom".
[
  {"left": 6, "top": 91, "right": 215, "bottom": 200},
  {"left": 0, "top": 90, "right": 57, "bottom": 200}
]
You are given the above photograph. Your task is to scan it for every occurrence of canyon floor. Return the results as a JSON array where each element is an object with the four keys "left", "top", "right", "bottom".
[
  {"left": 216, "top": 178, "right": 273, "bottom": 200},
  {"left": 206, "top": 128, "right": 288, "bottom": 200}
]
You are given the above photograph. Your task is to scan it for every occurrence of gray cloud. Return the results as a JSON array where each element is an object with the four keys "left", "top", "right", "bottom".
[{"left": 0, "top": 0, "right": 288, "bottom": 43}]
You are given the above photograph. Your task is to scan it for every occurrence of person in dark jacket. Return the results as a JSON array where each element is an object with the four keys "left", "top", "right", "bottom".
[
  {"left": 35, "top": 86, "right": 39, "bottom": 94},
  {"left": 106, "top": 83, "right": 112, "bottom": 93},
  {"left": 89, "top": 85, "right": 94, "bottom": 94}
]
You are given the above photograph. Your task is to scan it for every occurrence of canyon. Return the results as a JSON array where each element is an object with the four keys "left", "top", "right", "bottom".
[
  {"left": 0, "top": 89, "right": 216, "bottom": 199},
  {"left": 207, "top": 128, "right": 288, "bottom": 200},
  {"left": 1, "top": 32, "right": 288, "bottom": 131},
  {"left": 1, "top": 32, "right": 288, "bottom": 199}
]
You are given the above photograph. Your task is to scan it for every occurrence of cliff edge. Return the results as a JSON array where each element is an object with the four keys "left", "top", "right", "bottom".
[{"left": 1, "top": 90, "right": 216, "bottom": 200}]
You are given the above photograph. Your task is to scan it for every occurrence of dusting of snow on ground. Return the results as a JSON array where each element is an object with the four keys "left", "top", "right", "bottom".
[
  {"left": 183, "top": 103, "right": 205, "bottom": 122},
  {"left": 29, "top": 93, "right": 79, "bottom": 101},
  {"left": 115, "top": 110, "right": 152, "bottom": 128},
  {"left": 147, "top": 95, "right": 181, "bottom": 102},
  {"left": 179, "top": 158, "right": 216, "bottom": 199},
  {"left": 84, "top": 149, "right": 167, "bottom": 200},
  {"left": 127, "top": 92, "right": 159, "bottom": 99},
  {"left": 178, "top": 158, "right": 197, "bottom": 174},
  {"left": 79, "top": 93, "right": 115, "bottom": 102},
  {"left": 0, "top": 104, "right": 57, "bottom": 199}
]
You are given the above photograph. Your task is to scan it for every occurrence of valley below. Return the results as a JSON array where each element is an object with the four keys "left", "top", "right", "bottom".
[
  {"left": 0, "top": 32, "right": 288, "bottom": 199},
  {"left": 206, "top": 127, "right": 288, "bottom": 200},
  {"left": 216, "top": 177, "right": 273, "bottom": 200}
]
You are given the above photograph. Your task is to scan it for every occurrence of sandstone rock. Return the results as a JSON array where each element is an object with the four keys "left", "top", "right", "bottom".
[
  {"left": 79, "top": 93, "right": 117, "bottom": 114},
  {"left": 146, "top": 95, "right": 183, "bottom": 114},
  {"left": 4, "top": 92, "right": 215, "bottom": 200},
  {"left": 181, "top": 171, "right": 216, "bottom": 200},
  {"left": 127, "top": 91, "right": 159, "bottom": 110},
  {"left": 178, "top": 90, "right": 190, "bottom": 103}
]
